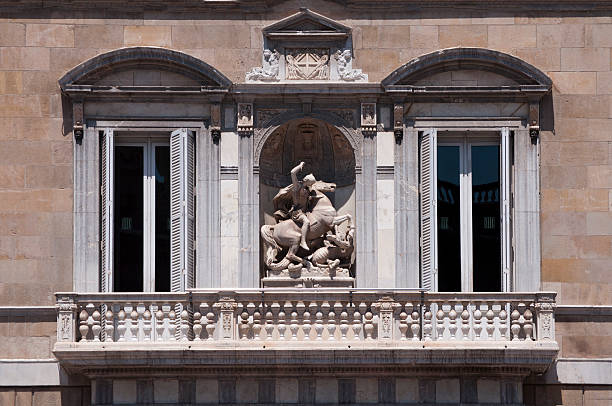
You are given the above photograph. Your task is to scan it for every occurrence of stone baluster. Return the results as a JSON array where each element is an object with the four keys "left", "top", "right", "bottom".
[
  {"left": 523, "top": 305, "right": 534, "bottom": 341},
  {"left": 422, "top": 306, "right": 433, "bottom": 341},
  {"left": 193, "top": 311, "right": 203, "bottom": 341},
  {"left": 352, "top": 306, "right": 363, "bottom": 340},
  {"left": 327, "top": 307, "right": 337, "bottom": 341},
  {"left": 252, "top": 309, "right": 262, "bottom": 340},
  {"left": 277, "top": 305, "right": 287, "bottom": 340},
  {"left": 90, "top": 306, "right": 101, "bottom": 342},
  {"left": 239, "top": 310, "right": 250, "bottom": 340},
  {"left": 460, "top": 303, "right": 470, "bottom": 340},
  {"left": 436, "top": 305, "right": 445, "bottom": 341},
  {"left": 340, "top": 308, "right": 349, "bottom": 340},
  {"left": 363, "top": 310, "right": 374, "bottom": 340},
  {"left": 448, "top": 303, "right": 458, "bottom": 340},
  {"left": 129, "top": 307, "right": 139, "bottom": 341},
  {"left": 498, "top": 305, "right": 508, "bottom": 341},
  {"left": 168, "top": 308, "right": 176, "bottom": 341},
  {"left": 485, "top": 305, "right": 495, "bottom": 340},
  {"left": 315, "top": 307, "right": 324, "bottom": 340},
  {"left": 142, "top": 307, "right": 152, "bottom": 341},
  {"left": 180, "top": 309, "right": 190, "bottom": 341},
  {"left": 290, "top": 305, "right": 299, "bottom": 340},
  {"left": 510, "top": 305, "right": 521, "bottom": 341},
  {"left": 205, "top": 311, "right": 216, "bottom": 341},
  {"left": 104, "top": 307, "right": 114, "bottom": 342},
  {"left": 410, "top": 305, "right": 420, "bottom": 341},
  {"left": 399, "top": 310, "right": 408, "bottom": 340},
  {"left": 320, "top": 301, "right": 330, "bottom": 339},
  {"left": 78, "top": 307, "right": 90, "bottom": 342},
  {"left": 155, "top": 309, "right": 165, "bottom": 341},
  {"left": 302, "top": 306, "right": 312, "bottom": 340},
  {"left": 265, "top": 308, "right": 274, "bottom": 340},
  {"left": 473, "top": 303, "right": 483, "bottom": 340},
  {"left": 117, "top": 308, "right": 127, "bottom": 341}
]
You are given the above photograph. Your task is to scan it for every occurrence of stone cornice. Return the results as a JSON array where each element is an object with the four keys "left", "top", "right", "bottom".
[{"left": 3, "top": 0, "right": 612, "bottom": 12}]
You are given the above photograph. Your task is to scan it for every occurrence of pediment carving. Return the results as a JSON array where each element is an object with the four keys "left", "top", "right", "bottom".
[{"left": 263, "top": 7, "right": 350, "bottom": 41}]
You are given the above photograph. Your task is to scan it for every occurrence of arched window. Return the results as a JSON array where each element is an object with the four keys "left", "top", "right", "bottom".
[
  {"left": 384, "top": 48, "right": 552, "bottom": 292},
  {"left": 60, "top": 47, "right": 231, "bottom": 293}
]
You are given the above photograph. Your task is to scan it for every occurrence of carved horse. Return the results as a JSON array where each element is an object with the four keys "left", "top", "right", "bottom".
[{"left": 260, "top": 180, "right": 352, "bottom": 271}]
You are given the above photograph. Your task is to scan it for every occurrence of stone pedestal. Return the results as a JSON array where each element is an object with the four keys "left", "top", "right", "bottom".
[{"left": 262, "top": 267, "right": 355, "bottom": 288}]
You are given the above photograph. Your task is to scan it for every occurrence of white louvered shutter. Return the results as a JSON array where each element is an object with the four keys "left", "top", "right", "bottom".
[
  {"left": 500, "top": 127, "right": 512, "bottom": 292},
  {"left": 100, "top": 128, "right": 114, "bottom": 293},
  {"left": 420, "top": 129, "right": 438, "bottom": 291},
  {"left": 170, "top": 128, "right": 196, "bottom": 292}
]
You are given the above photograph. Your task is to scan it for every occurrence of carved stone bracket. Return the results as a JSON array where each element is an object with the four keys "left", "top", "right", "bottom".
[
  {"left": 361, "top": 103, "right": 377, "bottom": 134},
  {"left": 393, "top": 103, "right": 404, "bottom": 144},
  {"left": 72, "top": 100, "right": 84, "bottom": 142},
  {"left": 214, "top": 297, "right": 238, "bottom": 340},
  {"left": 56, "top": 294, "right": 77, "bottom": 342},
  {"left": 211, "top": 103, "right": 221, "bottom": 144},
  {"left": 237, "top": 103, "right": 253, "bottom": 136},
  {"left": 528, "top": 97, "right": 540, "bottom": 141}
]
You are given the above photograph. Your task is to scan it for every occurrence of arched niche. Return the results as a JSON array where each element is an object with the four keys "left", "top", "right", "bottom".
[{"left": 258, "top": 118, "right": 357, "bottom": 274}]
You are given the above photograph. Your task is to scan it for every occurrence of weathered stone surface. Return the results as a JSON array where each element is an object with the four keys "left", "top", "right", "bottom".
[
  {"left": 488, "top": 25, "right": 536, "bottom": 49},
  {"left": 549, "top": 72, "right": 597, "bottom": 94},
  {"left": 439, "top": 25, "right": 487, "bottom": 48},
  {"left": 124, "top": 25, "right": 171, "bottom": 47},
  {"left": 25, "top": 24, "right": 74, "bottom": 47},
  {"left": 561, "top": 48, "right": 611, "bottom": 72}
]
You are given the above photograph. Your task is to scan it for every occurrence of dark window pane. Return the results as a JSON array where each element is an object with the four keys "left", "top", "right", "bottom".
[
  {"left": 472, "top": 145, "right": 501, "bottom": 292},
  {"left": 114, "top": 146, "right": 144, "bottom": 292},
  {"left": 437, "top": 145, "right": 461, "bottom": 292},
  {"left": 155, "top": 146, "right": 170, "bottom": 292}
]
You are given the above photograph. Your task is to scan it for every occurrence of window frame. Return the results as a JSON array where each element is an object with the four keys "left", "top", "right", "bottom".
[
  {"left": 73, "top": 121, "right": 204, "bottom": 293},
  {"left": 415, "top": 119, "right": 535, "bottom": 293}
]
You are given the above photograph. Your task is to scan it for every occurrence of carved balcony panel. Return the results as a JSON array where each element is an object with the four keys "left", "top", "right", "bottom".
[{"left": 54, "top": 290, "right": 558, "bottom": 378}]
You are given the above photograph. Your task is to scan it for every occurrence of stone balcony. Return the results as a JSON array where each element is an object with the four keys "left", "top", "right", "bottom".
[{"left": 53, "top": 289, "right": 558, "bottom": 378}]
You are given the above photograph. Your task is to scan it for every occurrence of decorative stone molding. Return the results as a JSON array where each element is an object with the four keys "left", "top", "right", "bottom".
[
  {"left": 214, "top": 297, "right": 238, "bottom": 340},
  {"left": 237, "top": 103, "right": 253, "bottom": 135},
  {"left": 327, "top": 109, "right": 355, "bottom": 127},
  {"left": 361, "top": 103, "right": 377, "bottom": 134},
  {"left": 56, "top": 294, "right": 77, "bottom": 343},
  {"left": 334, "top": 50, "right": 367, "bottom": 82},
  {"left": 245, "top": 49, "right": 280, "bottom": 83},
  {"left": 256, "top": 109, "right": 288, "bottom": 127}
]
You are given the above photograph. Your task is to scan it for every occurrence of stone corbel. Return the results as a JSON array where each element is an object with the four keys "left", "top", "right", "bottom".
[
  {"left": 361, "top": 102, "right": 376, "bottom": 135},
  {"left": 393, "top": 102, "right": 404, "bottom": 144},
  {"left": 56, "top": 294, "right": 77, "bottom": 342},
  {"left": 214, "top": 297, "right": 238, "bottom": 340},
  {"left": 237, "top": 103, "right": 253, "bottom": 137},
  {"left": 210, "top": 103, "right": 221, "bottom": 144},
  {"left": 528, "top": 97, "right": 540, "bottom": 141},
  {"left": 72, "top": 100, "right": 84, "bottom": 143}
]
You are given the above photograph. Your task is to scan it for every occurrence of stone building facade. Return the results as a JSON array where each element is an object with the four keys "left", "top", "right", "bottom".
[{"left": 0, "top": 0, "right": 611, "bottom": 405}]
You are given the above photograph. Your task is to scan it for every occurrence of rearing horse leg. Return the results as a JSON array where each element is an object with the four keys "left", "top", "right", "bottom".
[
  {"left": 332, "top": 214, "right": 352, "bottom": 227},
  {"left": 285, "top": 244, "right": 304, "bottom": 264}
]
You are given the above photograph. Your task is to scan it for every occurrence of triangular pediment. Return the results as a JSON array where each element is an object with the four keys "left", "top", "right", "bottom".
[{"left": 263, "top": 8, "right": 350, "bottom": 40}]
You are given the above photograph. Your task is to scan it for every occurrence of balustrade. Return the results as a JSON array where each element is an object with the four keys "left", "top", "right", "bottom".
[{"left": 55, "top": 290, "right": 556, "bottom": 346}]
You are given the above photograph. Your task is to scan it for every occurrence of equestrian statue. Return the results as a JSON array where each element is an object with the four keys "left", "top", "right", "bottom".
[{"left": 260, "top": 162, "right": 355, "bottom": 275}]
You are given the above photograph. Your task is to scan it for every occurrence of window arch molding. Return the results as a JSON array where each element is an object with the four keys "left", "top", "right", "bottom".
[
  {"left": 59, "top": 46, "right": 232, "bottom": 92},
  {"left": 382, "top": 47, "right": 552, "bottom": 89}
]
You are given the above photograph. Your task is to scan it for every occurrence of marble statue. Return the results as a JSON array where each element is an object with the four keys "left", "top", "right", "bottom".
[{"left": 260, "top": 162, "right": 354, "bottom": 282}]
